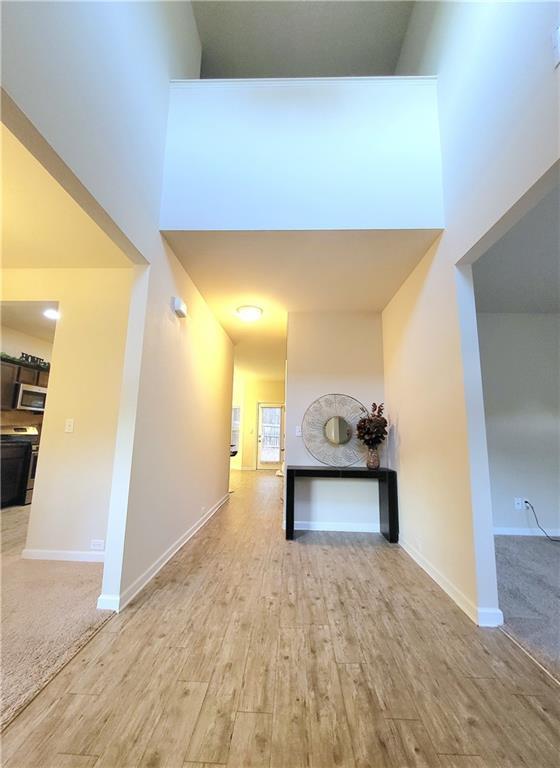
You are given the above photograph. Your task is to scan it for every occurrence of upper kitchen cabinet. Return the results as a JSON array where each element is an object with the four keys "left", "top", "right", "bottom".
[
  {"left": 17, "top": 366, "right": 38, "bottom": 385},
  {"left": 1, "top": 360, "right": 50, "bottom": 410},
  {"left": 37, "top": 370, "right": 50, "bottom": 388},
  {"left": 1, "top": 362, "right": 18, "bottom": 410}
]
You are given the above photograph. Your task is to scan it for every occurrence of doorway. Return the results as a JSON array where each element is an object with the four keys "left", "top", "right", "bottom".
[
  {"left": 471, "top": 179, "right": 559, "bottom": 676},
  {"left": 257, "top": 403, "right": 284, "bottom": 469}
]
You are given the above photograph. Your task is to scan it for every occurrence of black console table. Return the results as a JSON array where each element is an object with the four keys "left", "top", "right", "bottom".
[{"left": 286, "top": 465, "right": 399, "bottom": 543}]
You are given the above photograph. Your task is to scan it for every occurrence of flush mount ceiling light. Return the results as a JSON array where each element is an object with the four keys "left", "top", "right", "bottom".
[
  {"left": 236, "top": 305, "right": 263, "bottom": 322},
  {"left": 43, "top": 309, "right": 60, "bottom": 321}
]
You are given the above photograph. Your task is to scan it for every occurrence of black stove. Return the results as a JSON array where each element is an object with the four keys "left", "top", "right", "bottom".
[{"left": 1, "top": 426, "right": 39, "bottom": 507}]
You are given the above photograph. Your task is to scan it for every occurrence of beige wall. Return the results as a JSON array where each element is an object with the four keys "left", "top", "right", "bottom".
[
  {"left": 1, "top": 268, "right": 134, "bottom": 558},
  {"left": 383, "top": 1, "right": 559, "bottom": 624},
  {"left": 119, "top": 246, "right": 233, "bottom": 593},
  {"left": 1, "top": 325, "right": 53, "bottom": 361},
  {"left": 286, "top": 311, "right": 384, "bottom": 466},
  {"left": 382, "top": 243, "right": 479, "bottom": 612},
  {"left": 2, "top": 2, "right": 235, "bottom": 608},
  {"left": 231, "top": 371, "right": 284, "bottom": 471},
  {"left": 285, "top": 311, "right": 384, "bottom": 531},
  {"left": 478, "top": 313, "right": 560, "bottom": 534}
]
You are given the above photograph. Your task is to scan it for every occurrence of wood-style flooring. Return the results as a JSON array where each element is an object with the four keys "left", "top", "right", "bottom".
[{"left": 2, "top": 471, "right": 559, "bottom": 767}]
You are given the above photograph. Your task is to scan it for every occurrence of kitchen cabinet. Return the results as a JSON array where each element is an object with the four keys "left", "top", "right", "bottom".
[
  {"left": 1, "top": 363, "right": 18, "bottom": 410},
  {"left": 37, "top": 370, "right": 50, "bottom": 388},
  {"left": 1, "top": 360, "right": 50, "bottom": 410},
  {"left": 18, "top": 366, "right": 38, "bottom": 385}
]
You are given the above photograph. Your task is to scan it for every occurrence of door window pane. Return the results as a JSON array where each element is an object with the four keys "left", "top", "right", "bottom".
[
  {"left": 260, "top": 407, "right": 281, "bottom": 463},
  {"left": 231, "top": 407, "right": 241, "bottom": 451}
]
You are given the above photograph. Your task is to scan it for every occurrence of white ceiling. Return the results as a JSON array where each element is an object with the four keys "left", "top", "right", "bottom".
[
  {"left": 1, "top": 302, "right": 59, "bottom": 343},
  {"left": 192, "top": 1, "right": 414, "bottom": 79},
  {"left": 473, "top": 186, "right": 560, "bottom": 314},
  {"left": 164, "top": 228, "right": 440, "bottom": 344}
]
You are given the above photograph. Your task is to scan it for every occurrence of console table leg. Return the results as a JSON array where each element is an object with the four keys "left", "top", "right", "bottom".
[
  {"left": 379, "top": 474, "right": 399, "bottom": 543},
  {"left": 286, "top": 472, "right": 295, "bottom": 540}
]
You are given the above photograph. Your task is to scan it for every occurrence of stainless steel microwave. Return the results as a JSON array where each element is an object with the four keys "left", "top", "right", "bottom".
[{"left": 15, "top": 383, "right": 48, "bottom": 412}]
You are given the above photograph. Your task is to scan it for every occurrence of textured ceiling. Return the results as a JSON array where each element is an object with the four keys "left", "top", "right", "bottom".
[
  {"left": 192, "top": 1, "right": 414, "bottom": 78},
  {"left": 473, "top": 186, "right": 560, "bottom": 314}
]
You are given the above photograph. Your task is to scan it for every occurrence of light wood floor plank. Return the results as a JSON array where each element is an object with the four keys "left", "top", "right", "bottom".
[
  {"left": 226, "top": 711, "right": 272, "bottom": 767},
  {"left": 337, "top": 663, "right": 392, "bottom": 768},
  {"left": 305, "top": 624, "right": 356, "bottom": 768},
  {"left": 436, "top": 757, "right": 485, "bottom": 768},
  {"left": 270, "top": 626, "right": 309, "bottom": 768},
  {"left": 137, "top": 681, "right": 208, "bottom": 768},
  {"left": 3, "top": 471, "right": 558, "bottom": 768},
  {"left": 184, "top": 612, "right": 253, "bottom": 764},
  {"left": 54, "top": 756, "right": 99, "bottom": 768}
]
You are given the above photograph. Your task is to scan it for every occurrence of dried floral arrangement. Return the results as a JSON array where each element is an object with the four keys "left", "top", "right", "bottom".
[{"left": 356, "top": 403, "right": 388, "bottom": 449}]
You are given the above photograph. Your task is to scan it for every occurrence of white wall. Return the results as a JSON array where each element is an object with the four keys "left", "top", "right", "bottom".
[
  {"left": 1, "top": 325, "right": 53, "bottom": 362},
  {"left": 382, "top": 2, "right": 559, "bottom": 625},
  {"left": 1, "top": 268, "right": 134, "bottom": 561},
  {"left": 286, "top": 311, "right": 384, "bottom": 531},
  {"left": 2, "top": 2, "right": 234, "bottom": 608},
  {"left": 161, "top": 77, "right": 444, "bottom": 230},
  {"left": 397, "top": 2, "right": 560, "bottom": 267},
  {"left": 478, "top": 313, "right": 560, "bottom": 535},
  {"left": 2, "top": 1, "right": 201, "bottom": 258}
]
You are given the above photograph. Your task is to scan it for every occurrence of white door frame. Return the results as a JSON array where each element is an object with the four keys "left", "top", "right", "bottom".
[{"left": 257, "top": 402, "right": 284, "bottom": 470}]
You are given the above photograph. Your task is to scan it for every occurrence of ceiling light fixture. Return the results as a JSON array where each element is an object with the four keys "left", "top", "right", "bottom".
[
  {"left": 43, "top": 309, "right": 60, "bottom": 321},
  {"left": 236, "top": 305, "right": 263, "bottom": 322}
]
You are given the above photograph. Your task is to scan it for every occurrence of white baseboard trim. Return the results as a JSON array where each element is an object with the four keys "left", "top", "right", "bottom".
[
  {"left": 22, "top": 548, "right": 104, "bottom": 563},
  {"left": 399, "top": 537, "right": 503, "bottom": 628},
  {"left": 494, "top": 526, "right": 560, "bottom": 537},
  {"left": 96, "top": 593, "right": 120, "bottom": 611},
  {"left": 97, "top": 493, "right": 229, "bottom": 613},
  {"left": 295, "top": 521, "right": 380, "bottom": 533},
  {"left": 477, "top": 606, "right": 505, "bottom": 627}
]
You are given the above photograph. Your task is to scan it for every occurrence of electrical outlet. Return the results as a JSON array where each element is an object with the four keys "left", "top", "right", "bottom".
[
  {"left": 64, "top": 418, "right": 74, "bottom": 433},
  {"left": 514, "top": 497, "right": 525, "bottom": 511},
  {"left": 295, "top": 425, "right": 302, "bottom": 437},
  {"left": 90, "top": 539, "right": 105, "bottom": 551}
]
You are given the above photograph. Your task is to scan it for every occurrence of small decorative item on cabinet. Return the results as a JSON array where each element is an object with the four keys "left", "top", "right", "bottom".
[{"left": 356, "top": 402, "right": 388, "bottom": 470}]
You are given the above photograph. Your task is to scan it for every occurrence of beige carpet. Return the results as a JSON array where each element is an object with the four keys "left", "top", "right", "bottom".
[
  {"left": 495, "top": 535, "right": 560, "bottom": 679},
  {"left": 1, "top": 506, "right": 112, "bottom": 729}
]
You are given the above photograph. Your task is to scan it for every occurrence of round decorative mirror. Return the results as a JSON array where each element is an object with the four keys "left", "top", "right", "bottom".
[
  {"left": 302, "top": 394, "right": 367, "bottom": 467},
  {"left": 324, "top": 416, "right": 352, "bottom": 445}
]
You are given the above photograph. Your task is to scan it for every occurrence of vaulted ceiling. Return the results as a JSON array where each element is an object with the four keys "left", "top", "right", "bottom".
[{"left": 192, "top": 1, "right": 414, "bottom": 79}]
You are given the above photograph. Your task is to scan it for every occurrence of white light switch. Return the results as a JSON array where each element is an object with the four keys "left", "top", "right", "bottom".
[
  {"left": 295, "top": 425, "right": 302, "bottom": 437},
  {"left": 64, "top": 418, "right": 74, "bottom": 433}
]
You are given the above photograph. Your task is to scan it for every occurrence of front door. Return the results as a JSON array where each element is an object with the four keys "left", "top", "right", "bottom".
[{"left": 257, "top": 403, "right": 284, "bottom": 469}]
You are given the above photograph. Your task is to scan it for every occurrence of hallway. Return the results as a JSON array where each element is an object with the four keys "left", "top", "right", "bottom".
[{"left": 3, "top": 471, "right": 559, "bottom": 767}]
